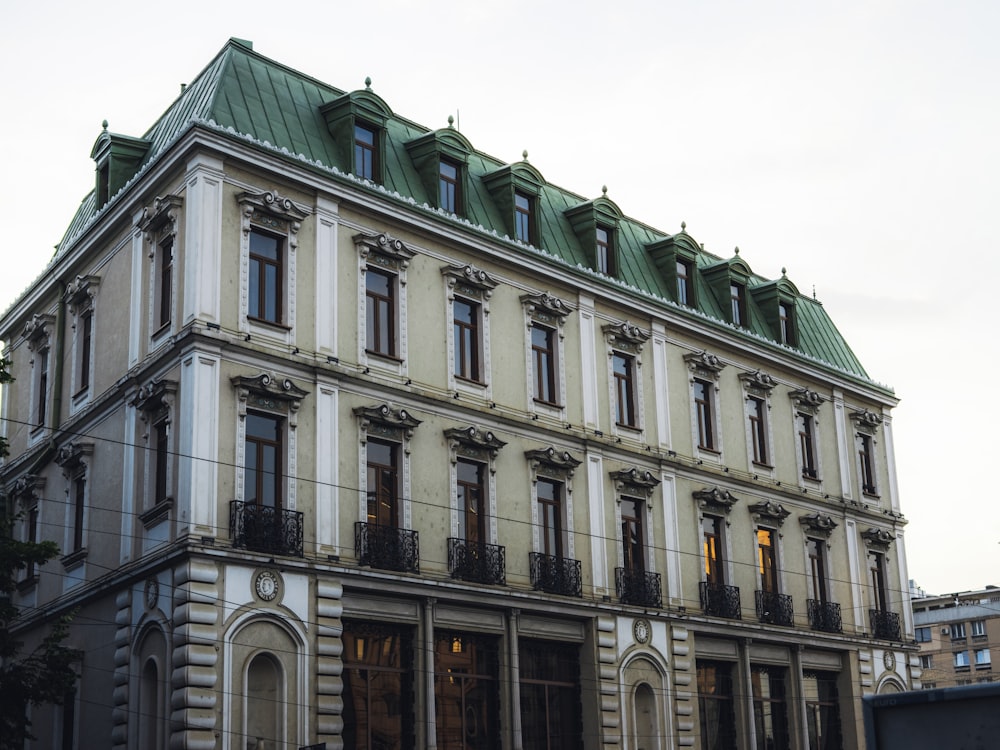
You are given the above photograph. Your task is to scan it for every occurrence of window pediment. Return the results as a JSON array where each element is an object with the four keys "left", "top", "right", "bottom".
[
  {"left": 861, "top": 526, "right": 894, "bottom": 551},
  {"left": 55, "top": 440, "right": 94, "bottom": 469},
  {"left": 799, "top": 512, "right": 838, "bottom": 538},
  {"left": 445, "top": 426, "right": 507, "bottom": 461},
  {"left": 65, "top": 275, "right": 101, "bottom": 314},
  {"left": 130, "top": 379, "right": 178, "bottom": 414},
  {"left": 521, "top": 292, "right": 573, "bottom": 324},
  {"left": 748, "top": 500, "right": 790, "bottom": 525},
  {"left": 354, "top": 403, "right": 422, "bottom": 440},
  {"left": 694, "top": 486, "right": 739, "bottom": 514},
  {"left": 525, "top": 446, "right": 581, "bottom": 478},
  {"left": 442, "top": 263, "right": 498, "bottom": 300},
  {"left": 138, "top": 194, "right": 183, "bottom": 239},
  {"left": 789, "top": 388, "right": 825, "bottom": 414},
  {"left": 610, "top": 467, "right": 660, "bottom": 507},
  {"left": 851, "top": 409, "right": 883, "bottom": 434},
  {"left": 22, "top": 314, "right": 56, "bottom": 350},
  {"left": 8, "top": 474, "right": 45, "bottom": 503},
  {"left": 684, "top": 350, "right": 726, "bottom": 380},
  {"left": 603, "top": 322, "right": 649, "bottom": 354},
  {"left": 231, "top": 373, "right": 309, "bottom": 414},
  {"left": 238, "top": 189, "right": 309, "bottom": 240},
  {"left": 355, "top": 231, "right": 416, "bottom": 270},
  {"left": 739, "top": 369, "right": 777, "bottom": 395}
]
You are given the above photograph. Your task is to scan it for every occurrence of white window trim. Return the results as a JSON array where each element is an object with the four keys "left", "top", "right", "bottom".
[
  {"left": 526, "top": 447, "right": 581, "bottom": 560},
  {"left": 130, "top": 379, "right": 178, "bottom": 527},
  {"left": 354, "top": 404, "right": 421, "bottom": 531},
  {"left": 851, "top": 408, "right": 883, "bottom": 500},
  {"left": 739, "top": 370, "right": 777, "bottom": 475},
  {"left": 67, "top": 274, "right": 101, "bottom": 413},
  {"left": 55, "top": 440, "right": 95, "bottom": 571},
  {"left": 604, "top": 322, "right": 650, "bottom": 438},
  {"left": 790, "top": 388, "right": 826, "bottom": 488},
  {"left": 694, "top": 486, "right": 739, "bottom": 585},
  {"left": 356, "top": 231, "right": 414, "bottom": 377},
  {"left": 443, "top": 262, "right": 497, "bottom": 399},
  {"left": 610, "top": 468, "right": 659, "bottom": 572},
  {"left": 238, "top": 190, "right": 310, "bottom": 345},
  {"left": 22, "top": 314, "right": 55, "bottom": 444},
  {"left": 749, "top": 500, "right": 790, "bottom": 595},
  {"left": 521, "top": 292, "right": 572, "bottom": 418},
  {"left": 445, "top": 426, "right": 506, "bottom": 544},
  {"left": 684, "top": 351, "right": 726, "bottom": 462},
  {"left": 138, "top": 194, "right": 182, "bottom": 349}
]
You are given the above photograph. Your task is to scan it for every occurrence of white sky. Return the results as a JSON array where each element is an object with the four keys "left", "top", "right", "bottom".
[{"left": 2, "top": 1, "right": 997, "bottom": 596}]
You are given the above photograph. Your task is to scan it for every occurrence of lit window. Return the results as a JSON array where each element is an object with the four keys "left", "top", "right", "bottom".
[
  {"left": 439, "top": 159, "right": 460, "bottom": 213},
  {"left": 798, "top": 413, "right": 819, "bottom": 479},
  {"left": 531, "top": 323, "right": 557, "bottom": 404},
  {"left": 248, "top": 229, "right": 283, "bottom": 324},
  {"left": 365, "top": 269, "right": 397, "bottom": 358},
  {"left": 453, "top": 299, "right": 481, "bottom": 382},
  {"left": 536, "top": 477, "right": 563, "bottom": 558},
  {"left": 703, "top": 516, "right": 724, "bottom": 584},
  {"left": 676, "top": 259, "right": 693, "bottom": 305},
  {"left": 434, "top": 633, "right": 500, "bottom": 746},
  {"left": 596, "top": 225, "right": 615, "bottom": 275},
  {"left": 612, "top": 352, "right": 636, "bottom": 427},
  {"left": 514, "top": 191, "right": 532, "bottom": 243},
  {"left": 621, "top": 497, "right": 645, "bottom": 573},
  {"left": 749, "top": 396, "right": 768, "bottom": 465},
  {"left": 354, "top": 123, "right": 377, "bottom": 180},
  {"left": 694, "top": 378, "right": 716, "bottom": 451},
  {"left": 757, "top": 528, "right": 778, "bottom": 593},
  {"left": 342, "top": 622, "right": 415, "bottom": 748},
  {"left": 730, "top": 282, "right": 746, "bottom": 326},
  {"left": 244, "top": 413, "right": 283, "bottom": 509}
]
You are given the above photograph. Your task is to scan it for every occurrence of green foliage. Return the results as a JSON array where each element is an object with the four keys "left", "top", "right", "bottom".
[{"left": 0, "top": 514, "right": 79, "bottom": 749}]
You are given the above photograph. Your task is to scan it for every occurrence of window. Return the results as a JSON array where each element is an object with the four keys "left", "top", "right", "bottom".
[
  {"left": 514, "top": 191, "right": 533, "bottom": 243},
  {"left": 439, "top": 159, "right": 460, "bottom": 213},
  {"left": 778, "top": 302, "right": 795, "bottom": 346},
  {"left": 677, "top": 259, "right": 693, "bottom": 305},
  {"left": 531, "top": 323, "right": 557, "bottom": 404},
  {"left": 596, "top": 225, "right": 615, "bottom": 275},
  {"left": 537, "top": 478, "right": 563, "bottom": 558},
  {"left": 748, "top": 396, "right": 768, "bottom": 465},
  {"left": 152, "top": 417, "right": 169, "bottom": 506},
  {"left": 248, "top": 229, "right": 283, "bottom": 324},
  {"left": 78, "top": 310, "right": 93, "bottom": 393},
  {"left": 342, "top": 622, "right": 415, "bottom": 750},
  {"left": 694, "top": 379, "right": 716, "bottom": 451},
  {"left": 951, "top": 623, "right": 967, "bottom": 640},
  {"left": 915, "top": 627, "right": 931, "bottom": 643},
  {"left": 975, "top": 649, "right": 992, "bottom": 667},
  {"left": 730, "top": 282, "right": 746, "bottom": 326},
  {"left": 621, "top": 497, "right": 645, "bottom": 572},
  {"left": 156, "top": 237, "right": 174, "bottom": 330},
  {"left": 613, "top": 353, "right": 637, "bottom": 427},
  {"left": 435, "top": 634, "right": 500, "bottom": 750},
  {"left": 858, "top": 433, "right": 877, "bottom": 495},
  {"left": 697, "top": 660, "right": 737, "bottom": 750},
  {"left": 55, "top": 442, "right": 93, "bottom": 563},
  {"left": 354, "top": 123, "right": 377, "bottom": 180},
  {"left": 35, "top": 346, "right": 49, "bottom": 428},
  {"left": 954, "top": 651, "right": 970, "bottom": 669},
  {"left": 803, "top": 671, "right": 842, "bottom": 750},
  {"left": 807, "top": 539, "right": 828, "bottom": 603},
  {"left": 757, "top": 528, "right": 778, "bottom": 594},
  {"left": 703, "top": 516, "right": 724, "bottom": 585},
  {"left": 868, "top": 550, "right": 889, "bottom": 612},
  {"left": 367, "top": 439, "right": 399, "bottom": 527},
  {"left": 244, "top": 413, "right": 283, "bottom": 509},
  {"left": 453, "top": 298, "right": 481, "bottom": 382},
  {"left": 24, "top": 505, "right": 39, "bottom": 582},
  {"left": 972, "top": 620, "right": 987, "bottom": 638},
  {"left": 365, "top": 269, "right": 396, "bottom": 358},
  {"left": 66, "top": 274, "right": 99, "bottom": 405},
  {"left": 69, "top": 474, "right": 85, "bottom": 554},
  {"left": 920, "top": 655, "right": 933, "bottom": 669},
  {"left": 751, "top": 666, "right": 789, "bottom": 750},
  {"left": 457, "top": 459, "right": 486, "bottom": 544},
  {"left": 798, "top": 413, "right": 819, "bottom": 479},
  {"left": 519, "top": 640, "right": 582, "bottom": 749}
]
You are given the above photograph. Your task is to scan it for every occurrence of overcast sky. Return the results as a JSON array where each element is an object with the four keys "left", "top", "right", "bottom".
[{"left": 2, "top": 1, "right": 996, "bottom": 597}]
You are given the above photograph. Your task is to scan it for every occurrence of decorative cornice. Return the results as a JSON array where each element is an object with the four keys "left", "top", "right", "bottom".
[
  {"left": 130, "top": 379, "right": 178, "bottom": 412},
  {"left": 137, "top": 193, "right": 183, "bottom": 237},
  {"left": 684, "top": 350, "right": 726, "bottom": 380},
  {"left": 55, "top": 441, "right": 95, "bottom": 468},
  {"left": 851, "top": 409, "right": 883, "bottom": 433},
  {"left": 799, "top": 512, "right": 838, "bottom": 538},
  {"left": 9, "top": 474, "right": 45, "bottom": 501},
  {"left": 237, "top": 189, "right": 310, "bottom": 226},
  {"left": 354, "top": 403, "right": 422, "bottom": 438},
  {"left": 603, "top": 321, "right": 650, "bottom": 353},
  {"left": 525, "top": 446, "right": 581, "bottom": 477},
  {"left": 520, "top": 291, "right": 573, "bottom": 322},
  {"left": 65, "top": 275, "right": 101, "bottom": 312},
  {"left": 354, "top": 231, "right": 416, "bottom": 268},
  {"left": 610, "top": 467, "right": 660, "bottom": 502},
  {"left": 444, "top": 426, "right": 507, "bottom": 459},
  {"left": 693, "top": 486, "right": 739, "bottom": 514},
  {"left": 231, "top": 372, "right": 309, "bottom": 410},
  {"left": 22, "top": 313, "right": 56, "bottom": 347},
  {"left": 441, "top": 262, "right": 498, "bottom": 297},
  {"left": 861, "top": 526, "right": 894, "bottom": 551},
  {"left": 789, "top": 388, "right": 825, "bottom": 414},
  {"left": 748, "top": 500, "right": 790, "bottom": 525},
  {"left": 739, "top": 369, "right": 777, "bottom": 394}
]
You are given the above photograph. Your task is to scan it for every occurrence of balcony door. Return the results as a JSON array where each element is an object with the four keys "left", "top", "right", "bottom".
[
  {"left": 621, "top": 497, "right": 645, "bottom": 573},
  {"left": 457, "top": 459, "right": 486, "bottom": 544},
  {"left": 367, "top": 440, "right": 399, "bottom": 528},
  {"left": 245, "top": 413, "right": 283, "bottom": 509}
]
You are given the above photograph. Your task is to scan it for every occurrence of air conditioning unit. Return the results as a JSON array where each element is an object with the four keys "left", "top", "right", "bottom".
[{"left": 941, "top": 627, "right": 951, "bottom": 634}]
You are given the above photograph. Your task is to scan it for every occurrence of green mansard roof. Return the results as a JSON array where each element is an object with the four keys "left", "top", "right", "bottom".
[{"left": 58, "top": 38, "right": 881, "bottom": 388}]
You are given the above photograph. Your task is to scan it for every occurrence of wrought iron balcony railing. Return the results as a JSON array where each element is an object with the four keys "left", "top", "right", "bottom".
[
  {"left": 869, "top": 609, "right": 902, "bottom": 640},
  {"left": 701, "top": 581, "right": 742, "bottom": 619},
  {"left": 616, "top": 567, "right": 662, "bottom": 608},
  {"left": 355, "top": 522, "right": 420, "bottom": 573},
  {"left": 807, "top": 599, "right": 843, "bottom": 633},
  {"left": 755, "top": 589, "right": 794, "bottom": 626},
  {"left": 448, "top": 538, "right": 506, "bottom": 586},
  {"left": 230, "top": 501, "right": 304, "bottom": 557},
  {"left": 529, "top": 552, "right": 582, "bottom": 597}
]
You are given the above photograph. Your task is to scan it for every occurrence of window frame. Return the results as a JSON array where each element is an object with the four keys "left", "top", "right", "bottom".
[
  {"left": 790, "top": 389, "right": 826, "bottom": 484},
  {"left": 612, "top": 352, "right": 637, "bottom": 428},
  {"left": 66, "top": 275, "right": 100, "bottom": 410},
  {"left": 685, "top": 352, "right": 726, "bottom": 458},
  {"left": 730, "top": 281, "right": 747, "bottom": 327},
  {"left": 740, "top": 370, "right": 776, "bottom": 470},
  {"left": 55, "top": 441, "right": 94, "bottom": 569},
  {"left": 356, "top": 231, "right": 415, "bottom": 374},
  {"left": 514, "top": 190, "right": 533, "bottom": 244},
  {"left": 244, "top": 411, "right": 285, "bottom": 510},
  {"left": 138, "top": 194, "right": 183, "bottom": 346},
  {"left": 354, "top": 122, "right": 379, "bottom": 181},
  {"left": 611, "top": 468, "right": 659, "bottom": 575},
  {"left": 355, "top": 404, "right": 421, "bottom": 534},
  {"left": 778, "top": 301, "right": 796, "bottom": 346},
  {"left": 676, "top": 258, "right": 693, "bottom": 305},
  {"left": 604, "top": 322, "right": 650, "bottom": 436},
  {"left": 852, "top": 409, "right": 883, "bottom": 498},
  {"left": 131, "top": 378, "right": 178, "bottom": 525},
  {"left": 445, "top": 426, "right": 505, "bottom": 547},
  {"left": 438, "top": 158, "right": 461, "bottom": 214},
  {"left": 971, "top": 620, "right": 987, "bottom": 638},
  {"left": 526, "top": 447, "right": 581, "bottom": 562},
  {"left": 453, "top": 298, "right": 481, "bottom": 382},
  {"left": 596, "top": 224, "right": 615, "bottom": 275},
  {"left": 522, "top": 292, "right": 572, "bottom": 415},
  {"left": 443, "top": 263, "right": 497, "bottom": 396}
]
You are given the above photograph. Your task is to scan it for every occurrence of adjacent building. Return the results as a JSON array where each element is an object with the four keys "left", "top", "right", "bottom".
[
  {"left": 912, "top": 586, "right": 1000, "bottom": 690},
  {"left": 0, "top": 38, "right": 916, "bottom": 750}
]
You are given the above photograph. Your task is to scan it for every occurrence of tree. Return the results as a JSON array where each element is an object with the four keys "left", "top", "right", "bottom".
[{"left": 0, "top": 358, "right": 79, "bottom": 748}]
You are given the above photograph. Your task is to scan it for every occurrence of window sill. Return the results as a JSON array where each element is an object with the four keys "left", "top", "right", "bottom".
[
  {"left": 139, "top": 498, "right": 173, "bottom": 529},
  {"left": 16, "top": 575, "right": 39, "bottom": 593},
  {"left": 752, "top": 461, "right": 774, "bottom": 470},
  {"left": 247, "top": 317, "right": 292, "bottom": 332},
  {"left": 616, "top": 422, "right": 642, "bottom": 433},
  {"left": 698, "top": 446, "right": 721, "bottom": 455},
  {"left": 976, "top": 663, "right": 992, "bottom": 670},
  {"left": 455, "top": 375, "right": 487, "bottom": 388},
  {"left": 533, "top": 397, "right": 563, "bottom": 409},
  {"left": 151, "top": 321, "right": 172, "bottom": 340},
  {"left": 365, "top": 349, "right": 403, "bottom": 364},
  {"left": 61, "top": 548, "right": 88, "bottom": 571},
  {"left": 862, "top": 489, "right": 881, "bottom": 499}
]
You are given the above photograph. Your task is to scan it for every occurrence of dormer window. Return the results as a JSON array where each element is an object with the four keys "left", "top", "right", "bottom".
[
  {"left": 677, "top": 259, "right": 693, "bottom": 305},
  {"left": 439, "top": 159, "right": 460, "bottom": 214},
  {"left": 730, "top": 282, "right": 747, "bottom": 327},
  {"left": 750, "top": 269, "right": 800, "bottom": 347},
  {"left": 778, "top": 302, "right": 796, "bottom": 346},
  {"left": 404, "top": 120, "right": 473, "bottom": 216},
  {"left": 354, "top": 123, "right": 378, "bottom": 181},
  {"left": 320, "top": 81, "right": 392, "bottom": 185},
  {"left": 515, "top": 191, "right": 533, "bottom": 243},
  {"left": 596, "top": 225, "right": 615, "bottom": 275}
]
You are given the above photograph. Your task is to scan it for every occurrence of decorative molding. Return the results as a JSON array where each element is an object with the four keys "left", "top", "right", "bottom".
[
  {"left": 799, "top": 512, "right": 838, "bottom": 538},
  {"left": 851, "top": 409, "right": 883, "bottom": 434},
  {"left": 602, "top": 321, "right": 650, "bottom": 354},
  {"left": 137, "top": 193, "right": 183, "bottom": 241},
  {"left": 354, "top": 230, "right": 416, "bottom": 270},
  {"left": 8, "top": 474, "right": 45, "bottom": 503},
  {"left": 65, "top": 275, "right": 101, "bottom": 314},
  {"left": 748, "top": 500, "right": 790, "bottom": 526},
  {"left": 55, "top": 441, "right": 94, "bottom": 469},
  {"left": 684, "top": 350, "right": 726, "bottom": 380},
  {"left": 22, "top": 313, "right": 56, "bottom": 349},
  {"left": 861, "top": 526, "right": 894, "bottom": 551},
  {"left": 739, "top": 369, "right": 777, "bottom": 395},
  {"left": 521, "top": 291, "right": 573, "bottom": 323},
  {"left": 789, "top": 388, "right": 825, "bottom": 414},
  {"left": 231, "top": 373, "right": 309, "bottom": 414},
  {"left": 442, "top": 262, "right": 498, "bottom": 300},
  {"left": 444, "top": 426, "right": 507, "bottom": 462},
  {"left": 130, "top": 378, "right": 178, "bottom": 413},
  {"left": 524, "top": 446, "right": 581, "bottom": 478},
  {"left": 610, "top": 467, "right": 660, "bottom": 505},
  {"left": 238, "top": 189, "right": 310, "bottom": 236},
  {"left": 693, "top": 486, "right": 739, "bottom": 514},
  {"left": 354, "top": 403, "right": 422, "bottom": 441}
]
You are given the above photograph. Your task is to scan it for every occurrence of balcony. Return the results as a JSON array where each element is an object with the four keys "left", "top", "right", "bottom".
[
  {"left": 616, "top": 567, "right": 662, "bottom": 608},
  {"left": 230, "top": 501, "right": 303, "bottom": 557},
  {"left": 448, "top": 538, "right": 506, "bottom": 586},
  {"left": 755, "top": 590, "right": 794, "bottom": 626},
  {"left": 807, "top": 599, "right": 843, "bottom": 633},
  {"left": 529, "top": 552, "right": 582, "bottom": 597},
  {"left": 701, "top": 581, "right": 742, "bottom": 619},
  {"left": 869, "top": 609, "right": 902, "bottom": 640},
  {"left": 355, "top": 522, "right": 420, "bottom": 573}
]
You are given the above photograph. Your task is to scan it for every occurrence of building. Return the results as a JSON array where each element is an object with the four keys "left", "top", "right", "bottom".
[
  {"left": 0, "top": 38, "right": 916, "bottom": 750},
  {"left": 912, "top": 586, "right": 1000, "bottom": 690}
]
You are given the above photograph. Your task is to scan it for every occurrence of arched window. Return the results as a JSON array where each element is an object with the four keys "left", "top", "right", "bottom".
[
  {"left": 138, "top": 657, "right": 163, "bottom": 749},
  {"left": 634, "top": 682, "right": 658, "bottom": 749},
  {"left": 246, "top": 653, "right": 283, "bottom": 749}
]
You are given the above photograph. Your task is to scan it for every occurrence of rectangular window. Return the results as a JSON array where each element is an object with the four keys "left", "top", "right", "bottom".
[
  {"left": 520, "top": 640, "right": 582, "bottom": 749},
  {"left": 803, "top": 671, "right": 842, "bottom": 750},
  {"left": 453, "top": 299, "right": 481, "bottom": 381},
  {"left": 457, "top": 459, "right": 486, "bottom": 544},
  {"left": 342, "top": 622, "right": 415, "bottom": 750},
  {"left": 757, "top": 528, "right": 778, "bottom": 594},
  {"left": 676, "top": 259, "right": 692, "bottom": 305},
  {"left": 73, "top": 474, "right": 86, "bottom": 553},
  {"left": 435, "top": 634, "right": 500, "bottom": 750},
  {"left": 248, "top": 229, "right": 283, "bottom": 324},
  {"left": 751, "top": 666, "right": 789, "bottom": 750},
  {"left": 954, "top": 651, "right": 970, "bottom": 669},
  {"left": 868, "top": 550, "right": 888, "bottom": 612},
  {"left": 972, "top": 620, "right": 987, "bottom": 638},
  {"left": 859, "top": 434, "right": 877, "bottom": 495},
  {"left": 153, "top": 418, "right": 169, "bottom": 505},
  {"left": 531, "top": 323, "right": 557, "bottom": 404},
  {"left": 367, "top": 439, "right": 398, "bottom": 527},
  {"left": 537, "top": 478, "right": 563, "bottom": 558},
  {"left": 807, "top": 538, "right": 828, "bottom": 603},
  {"left": 78, "top": 310, "right": 93, "bottom": 393},
  {"left": 730, "top": 282, "right": 746, "bottom": 326},
  {"left": 354, "top": 123, "right": 377, "bottom": 181},
  {"left": 439, "top": 159, "right": 460, "bottom": 214},
  {"left": 915, "top": 627, "right": 931, "bottom": 643},
  {"left": 25, "top": 505, "right": 39, "bottom": 580},
  {"left": 596, "top": 225, "right": 614, "bottom": 275},
  {"left": 694, "top": 378, "right": 716, "bottom": 451},
  {"left": 778, "top": 302, "right": 795, "bottom": 346},
  {"left": 975, "top": 649, "right": 991, "bottom": 666},
  {"left": 703, "top": 516, "right": 723, "bottom": 585},
  {"left": 365, "top": 269, "right": 397, "bottom": 357},
  {"left": 621, "top": 497, "right": 644, "bottom": 572},
  {"left": 514, "top": 191, "right": 532, "bottom": 243},
  {"left": 920, "top": 655, "right": 933, "bottom": 669},
  {"left": 798, "top": 413, "right": 818, "bottom": 479},
  {"left": 951, "top": 623, "right": 967, "bottom": 640},
  {"left": 244, "top": 413, "right": 283, "bottom": 509},
  {"left": 36, "top": 347, "right": 49, "bottom": 427},
  {"left": 613, "top": 352, "right": 636, "bottom": 427},
  {"left": 157, "top": 237, "right": 173, "bottom": 330},
  {"left": 697, "top": 660, "right": 737, "bottom": 750},
  {"left": 749, "top": 396, "right": 768, "bottom": 465}
]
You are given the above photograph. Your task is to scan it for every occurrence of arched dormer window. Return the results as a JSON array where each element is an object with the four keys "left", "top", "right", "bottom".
[
  {"left": 405, "top": 120, "right": 473, "bottom": 215},
  {"left": 751, "top": 269, "right": 801, "bottom": 347},
  {"left": 483, "top": 154, "right": 545, "bottom": 245},
  {"left": 565, "top": 188, "right": 624, "bottom": 276},
  {"left": 320, "top": 80, "right": 393, "bottom": 183},
  {"left": 647, "top": 224, "right": 700, "bottom": 307},
  {"left": 90, "top": 121, "right": 150, "bottom": 208},
  {"left": 702, "top": 249, "right": 754, "bottom": 328}
]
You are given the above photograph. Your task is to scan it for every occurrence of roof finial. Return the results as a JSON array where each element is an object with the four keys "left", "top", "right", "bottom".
[
  {"left": 813, "top": 285, "right": 817, "bottom": 300},
  {"left": 364, "top": 76, "right": 372, "bottom": 90},
  {"left": 447, "top": 115, "right": 454, "bottom": 128},
  {"left": 522, "top": 149, "right": 529, "bottom": 161},
  {"left": 734, "top": 246, "right": 740, "bottom": 256},
  {"left": 102, "top": 119, "right": 109, "bottom": 131},
  {"left": 781, "top": 266, "right": 787, "bottom": 277},
  {"left": 601, "top": 185, "right": 608, "bottom": 196},
  {"left": 681, "top": 221, "right": 687, "bottom": 232}
]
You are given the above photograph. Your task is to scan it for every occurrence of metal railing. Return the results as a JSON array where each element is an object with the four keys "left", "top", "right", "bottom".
[
  {"left": 755, "top": 589, "right": 794, "bottom": 626},
  {"left": 869, "top": 609, "right": 902, "bottom": 640},
  {"left": 355, "top": 522, "right": 420, "bottom": 573},
  {"left": 447, "top": 538, "right": 506, "bottom": 586},
  {"left": 616, "top": 567, "right": 662, "bottom": 608},
  {"left": 701, "top": 581, "right": 742, "bottom": 619},
  {"left": 529, "top": 552, "right": 582, "bottom": 597},
  {"left": 230, "top": 501, "right": 303, "bottom": 557},
  {"left": 807, "top": 599, "right": 843, "bottom": 633}
]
